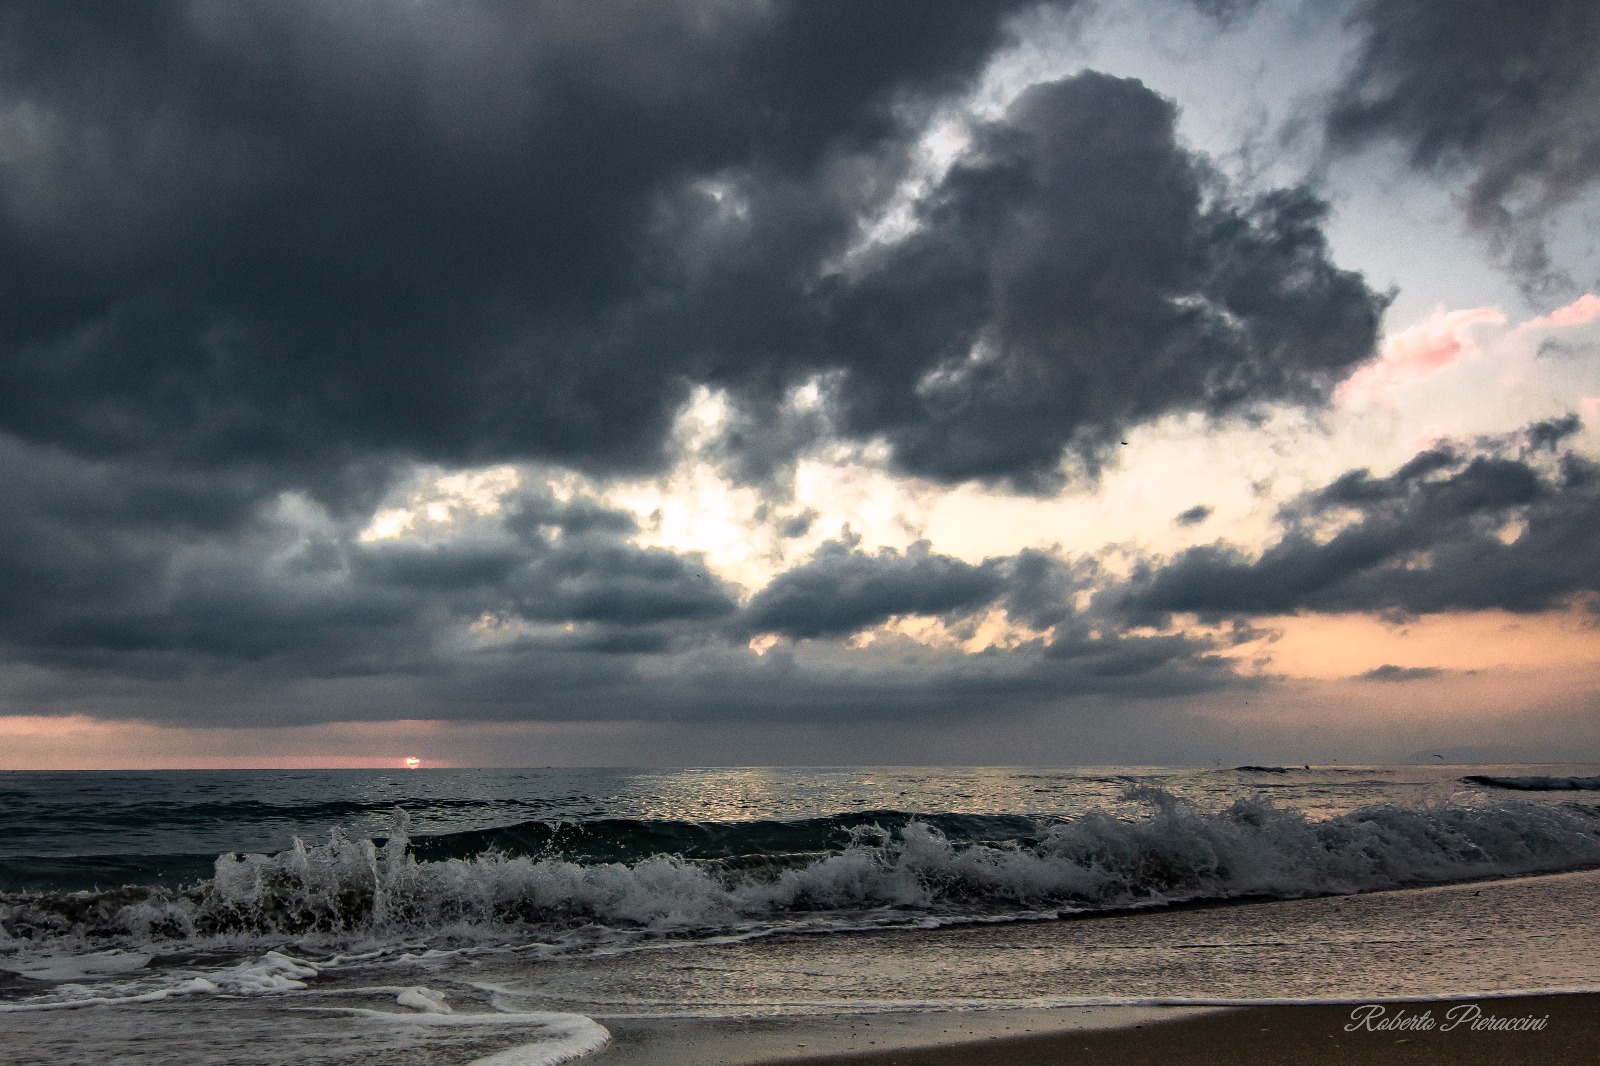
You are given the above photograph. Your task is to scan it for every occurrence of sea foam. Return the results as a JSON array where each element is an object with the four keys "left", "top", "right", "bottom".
[{"left": 3, "top": 789, "right": 1598, "bottom": 952}]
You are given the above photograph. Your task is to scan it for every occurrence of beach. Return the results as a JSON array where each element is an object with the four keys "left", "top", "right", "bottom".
[{"left": 6, "top": 994, "right": 1585, "bottom": 1065}]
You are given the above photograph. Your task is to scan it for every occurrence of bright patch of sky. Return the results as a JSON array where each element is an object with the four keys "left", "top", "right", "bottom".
[
  {"left": 361, "top": 465, "right": 522, "bottom": 542},
  {"left": 347, "top": 293, "right": 1600, "bottom": 649}
]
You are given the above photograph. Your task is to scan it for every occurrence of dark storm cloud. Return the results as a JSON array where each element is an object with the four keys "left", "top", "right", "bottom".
[
  {"left": 0, "top": 425, "right": 1254, "bottom": 725},
  {"left": 776, "top": 510, "right": 819, "bottom": 539},
  {"left": 1175, "top": 504, "right": 1214, "bottom": 526},
  {"left": 408, "top": 607, "right": 1242, "bottom": 727},
  {"left": 736, "top": 539, "right": 1105, "bottom": 642},
  {"left": 355, "top": 534, "right": 734, "bottom": 631},
  {"left": 0, "top": 2, "right": 1394, "bottom": 727},
  {"left": 1356, "top": 664, "right": 1445, "bottom": 683},
  {"left": 0, "top": 0, "right": 1037, "bottom": 481},
  {"left": 1524, "top": 412, "right": 1584, "bottom": 453},
  {"left": 0, "top": 448, "right": 737, "bottom": 683},
  {"left": 1116, "top": 418, "right": 1600, "bottom": 619},
  {"left": 1327, "top": 0, "right": 1600, "bottom": 294},
  {"left": 806, "top": 73, "right": 1387, "bottom": 488},
  {"left": 0, "top": 3, "right": 1384, "bottom": 501},
  {"left": 997, "top": 548, "right": 1085, "bottom": 631},
  {"left": 1189, "top": 0, "right": 1264, "bottom": 23},
  {"left": 739, "top": 537, "right": 1010, "bottom": 640}
]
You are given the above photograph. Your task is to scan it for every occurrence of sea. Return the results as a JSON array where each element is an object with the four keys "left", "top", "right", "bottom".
[{"left": 3, "top": 764, "right": 1600, "bottom": 1065}]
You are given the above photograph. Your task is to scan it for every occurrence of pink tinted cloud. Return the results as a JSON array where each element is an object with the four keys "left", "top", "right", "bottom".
[
  {"left": 1518, "top": 293, "right": 1600, "bottom": 332},
  {"left": 1337, "top": 306, "right": 1507, "bottom": 406}
]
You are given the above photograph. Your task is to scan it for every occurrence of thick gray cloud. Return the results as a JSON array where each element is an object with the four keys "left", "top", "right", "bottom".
[
  {"left": 1116, "top": 417, "right": 1600, "bottom": 620},
  {"left": 736, "top": 539, "right": 1103, "bottom": 643},
  {"left": 739, "top": 538, "right": 1008, "bottom": 640},
  {"left": 0, "top": 2, "right": 1397, "bottom": 728},
  {"left": 0, "top": 443, "right": 1251, "bottom": 726},
  {"left": 0, "top": 443, "right": 739, "bottom": 682},
  {"left": 0, "top": 0, "right": 1037, "bottom": 480},
  {"left": 1357, "top": 665, "right": 1446, "bottom": 683},
  {"left": 1327, "top": 0, "right": 1600, "bottom": 294},
  {"left": 0, "top": 3, "right": 1384, "bottom": 500},
  {"left": 0, "top": 422, "right": 1258, "bottom": 726},
  {"left": 805, "top": 73, "right": 1387, "bottom": 488}
]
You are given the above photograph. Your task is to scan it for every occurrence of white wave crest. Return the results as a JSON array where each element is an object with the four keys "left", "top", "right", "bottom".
[{"left": 10, "top": 791, "right": 1600, "bottom": 950}]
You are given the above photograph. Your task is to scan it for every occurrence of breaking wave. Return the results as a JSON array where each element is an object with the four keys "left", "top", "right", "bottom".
[{"left": 4, "top": 789, "right": 1599, "bottom": 950}]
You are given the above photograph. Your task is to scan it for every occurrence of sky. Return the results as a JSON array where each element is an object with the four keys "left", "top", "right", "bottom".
[{"left": 1, "top": 0, "right": 1598, "bottom": 769}]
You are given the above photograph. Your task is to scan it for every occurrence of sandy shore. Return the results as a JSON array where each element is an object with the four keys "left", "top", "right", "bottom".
[
  {"left": 590, "top": 993, "right": 1598, "bottom": 1066},
  {"left": 588, "top": 1005, "right": 1220, "bottom": 1065}
]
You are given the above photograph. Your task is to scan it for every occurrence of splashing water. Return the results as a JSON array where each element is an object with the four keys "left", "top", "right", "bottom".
[{"left": 6, "top": 789, "right": 1598, "bottom": 954}]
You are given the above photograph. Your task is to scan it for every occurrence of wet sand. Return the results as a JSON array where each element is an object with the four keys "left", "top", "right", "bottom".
[
  {"left": 591, "top": 993, "right": 1598, "bottom": 1066},
  {"left": 589, "top": 1005, "right": 1219, "bottom": 1065}
]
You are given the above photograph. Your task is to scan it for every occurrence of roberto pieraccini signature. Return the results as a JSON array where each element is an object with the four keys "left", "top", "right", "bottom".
[{"left": 1346, "top": 1003, "right": 1550, "bottom": 1033}]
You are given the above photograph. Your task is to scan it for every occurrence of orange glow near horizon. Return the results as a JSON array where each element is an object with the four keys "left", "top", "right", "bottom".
[
  {"left": 403, "top": 756, "right": 422, "bottom": 769},
  {"left": 1223, "top": 607, "right": 1600, "bottom": 680},
  {"left": 1, "top": 605, "right": 1597, "bottom": 769},
  {"left": 0, "top": 715, "right": 465, "bottom": 771}
]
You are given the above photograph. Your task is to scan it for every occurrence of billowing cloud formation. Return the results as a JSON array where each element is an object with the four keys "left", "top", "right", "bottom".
[
  {"left": 1117, "top": 417, "right": 1599, "bottom": 619},
  {"left": 0, "top": 2, "right": 1383, "bottom": 503},
  {"left": 1356, "top": 664, "right": 1446, "bottom": 683},
  {"left": 0, "top": 434, "right": 1239, "bottom": 725},
  {"left": 736, "top": 539, "right": 1086, "bottom": 641},
  {"left": 0, "top": 0, "right": 1036, "bottom": 480},
  {"left": 0, "top": 1, "right": 1506, "bottom": 741},
  {"left": 0, "top": 445, "right": 739, "bottom": 678},
  {"left": 741, "top": 538, "right": 1008, "bottom": 640},
  {"left": 808, "top": 73, "right": 1385, "bottom": 487},
  {"left": 1328, "top": 0, "right": 1600, "bottom": 293}
]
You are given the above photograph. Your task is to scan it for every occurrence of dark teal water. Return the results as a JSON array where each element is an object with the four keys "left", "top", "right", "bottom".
[
  {"left": 7, "top": 763, "right": 1595, "bottom": 893},
  {"left": 6, "top": 764, "right": 1600, "bottom": 894},
  {"left": 0, "top": 764, "right": 1596, "bottom": 906}
]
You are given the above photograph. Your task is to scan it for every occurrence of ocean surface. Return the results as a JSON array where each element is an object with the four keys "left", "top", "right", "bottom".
[{"left": 3, "top": 764, "right": 1600, "bottom": 1065}]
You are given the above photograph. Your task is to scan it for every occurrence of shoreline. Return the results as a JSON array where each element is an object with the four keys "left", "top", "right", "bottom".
[
  {"left": 4, "top": 867, "right": 1597, "bottom": 1063},
  {"left": 589, "top": 993, "right": 1599, "bottom": 1065}
]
